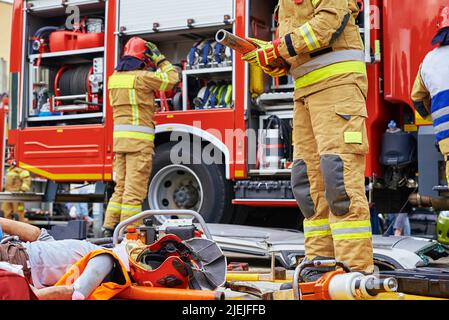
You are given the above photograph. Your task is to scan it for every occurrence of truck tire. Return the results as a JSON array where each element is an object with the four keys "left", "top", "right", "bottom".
[{"left": 147, "top": 142, "right": 234, "bottom": 224}]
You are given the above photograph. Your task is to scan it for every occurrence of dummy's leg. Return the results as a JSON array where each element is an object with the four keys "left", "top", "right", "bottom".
[{"left": 72, "top": 254, "right": 115, "bottom": 300}]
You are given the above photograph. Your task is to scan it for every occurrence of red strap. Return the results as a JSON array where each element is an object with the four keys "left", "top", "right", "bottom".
[
  {"left": 265, "top": 144, "right": 285, "bottom": 149},
  {"left": 159, "top": 91, "right": 169, "bottom": 112},
  {"left": 33, "top": 53, "right": 42, "bottom": 67},
  {"left": 295, "top": 0, "right": 303, "bottom": 4}
]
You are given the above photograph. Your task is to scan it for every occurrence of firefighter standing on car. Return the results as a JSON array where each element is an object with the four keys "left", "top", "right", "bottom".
[
  {"left": 412, "top": 7, "right": 449, "bottom": 182},
  {"left": 102, "top": 37, "right": 180, "bottom": 235},
  {"left": 242, "top": 0, "right": 373, "bottom": 279},
  {"left": 2, "top": 160, "right": 32, "bottom": 222}
]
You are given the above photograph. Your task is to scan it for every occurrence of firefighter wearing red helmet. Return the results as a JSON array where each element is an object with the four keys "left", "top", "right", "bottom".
[
  {"left": 242, "top": 0, "right": 373, "bottom": 280},
  {"left": 103, "top": 37, "right": 180, "bottom": 234},
  {"left": 412, "top": 6, "right": 449, "bottom": 183}
]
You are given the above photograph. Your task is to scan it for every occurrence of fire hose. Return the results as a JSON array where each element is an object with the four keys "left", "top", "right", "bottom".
[{"left": 56, "top": 64, "right": 92, "bottom": 97}]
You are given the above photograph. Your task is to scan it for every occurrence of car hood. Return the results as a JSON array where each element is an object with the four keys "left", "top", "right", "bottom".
[{"left": 207, "top": 224, "right": 448, "bottom": 270}]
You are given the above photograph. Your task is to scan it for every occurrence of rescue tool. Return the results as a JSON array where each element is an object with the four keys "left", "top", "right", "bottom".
[{"left": 292, "top": 259, "right": 398, "bottom": 300}]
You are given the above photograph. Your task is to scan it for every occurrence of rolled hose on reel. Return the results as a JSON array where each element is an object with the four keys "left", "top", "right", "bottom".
[{"left": 56, "top": 64, "right": 92, "bottom": 97}]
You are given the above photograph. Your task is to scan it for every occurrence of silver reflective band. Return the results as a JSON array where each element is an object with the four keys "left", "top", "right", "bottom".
[
  {"left": 301, "top": 24, "right": 319, "bottom": 51},
  {"left": 331, "top": 226, "right": 371, "bottom": 235},
  {"left": 290, "top": 49, "right": 365, "bottom": 79},
  {"left": 435, "top": 121, "right": 449, "bottom": 134},
  {"left": 304, "top": 225, "right": 331, "bottom": 233},
  {"left": 114, "top": 125, "right": 155, "bottom": 134},
  {"left": 432, "top": 106, "right": 449, "bottom": 122}
]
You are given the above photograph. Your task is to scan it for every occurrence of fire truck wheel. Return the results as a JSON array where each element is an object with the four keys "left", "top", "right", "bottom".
[{"left": 148, "top": 142, "right": 234, "bottom": 224}]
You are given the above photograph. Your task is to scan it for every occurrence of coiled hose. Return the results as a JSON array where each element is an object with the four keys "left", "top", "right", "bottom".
[{"left": 58, "top": 64, "right": 91, "bottom": 96}]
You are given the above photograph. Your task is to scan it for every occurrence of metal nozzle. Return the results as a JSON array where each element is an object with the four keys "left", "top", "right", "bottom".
[{"left": 357, "top": 276, "right": 398, "bottom": 297}]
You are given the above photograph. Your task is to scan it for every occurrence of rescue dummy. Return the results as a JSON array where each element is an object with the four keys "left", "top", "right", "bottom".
[
  {"left": 0, "top": 218, "right": 226, "bottom": 300},
  {"left": 102, "top": 37, "right": 180, "bottom": 234},
  {"left": 242, "top": 0, "right": 373, "bottom": 279},
  {"left": 412, "top": 6, "right": 449, "bottom": 183}
]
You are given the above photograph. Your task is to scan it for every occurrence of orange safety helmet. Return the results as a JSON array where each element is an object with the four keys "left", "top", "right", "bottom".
[
  {"left": 438, "top": 6, "right": 449, "bottom": 31},
  {"left": 123, "top": 37, "right": 151, "bottom": 65},
  {"left": 128, "top": 234, "right": 191, "bottom": 289},
  {"left": 127, "top": 233, "right": 227, "bottom": 290}
]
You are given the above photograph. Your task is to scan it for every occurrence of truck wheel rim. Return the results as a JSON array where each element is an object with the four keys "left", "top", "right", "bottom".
[{"left": 148, "top": 164, "right": 204, "bottom": 223}]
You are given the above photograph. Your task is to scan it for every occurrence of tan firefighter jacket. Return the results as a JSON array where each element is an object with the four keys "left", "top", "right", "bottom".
[
  {"left": 108, "top": 61, "right": 180, "bottom": 153},
  {"left": 5, "top": 167, "right": 31, "bottom": 192},
  {"left": 276, "top": 0, "right": 368, "bottom": 98}
]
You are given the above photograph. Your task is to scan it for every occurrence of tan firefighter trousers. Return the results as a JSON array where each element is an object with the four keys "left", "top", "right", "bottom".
[
  {"left": 1, "top": 202, "right": 25, "bottom": 221},
  {"left": 103, "top": 149, "right": 154, "bottom": 230},
  {"left": 291, "top": 83, "right": 374, "bottom": 273}
]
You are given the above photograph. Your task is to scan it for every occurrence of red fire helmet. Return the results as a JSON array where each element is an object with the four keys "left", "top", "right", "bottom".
[
  {"left": 123, "top": 37, "right": 150, "bottom": 63},
  {"left": 438, "top": 6, "right": 449, "bottom": 31}
]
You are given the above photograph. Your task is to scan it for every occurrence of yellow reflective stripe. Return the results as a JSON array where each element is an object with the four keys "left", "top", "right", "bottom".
[
  {"left": 311, "top": 0, "right": 321, "bottom": 7},
  {"left": 109, "top": 91, "right": 114, "bottom": 108},
  {"left": 304, "top": 230, "right": 332, "bottom": 238},
  {"left": 299, "top": 27, "right": 314, "bottom": 51},
  {"left": 19, "top": 171, "right": 30, "bottom": 178},
  {"left": 6, "top": 172, "right": 19, "bottom": 177},
  {"left": 306, "top": 23, "right": 320, "bottom": 49},
  {"left": 295, "top": 61, "right": 366, "bottom": 89},
  {"left": 330, "top": 220, "right": 371, "bottom": 230},
  {"left": 129, "top": 89, "right": 139, "bottom": 126},
  {"left": 299, "top": 23, "right": 320, "bottom": 52},
  {"left": 159, "top": 72, "right": 169, "bottom": 91},
  {"left": 161, "top": 64, "right": 174, "bottom": 73},
  {"left": 19, "top": 162, "right": 103, "bottom": 181},
  {"left": 303, "top": 219, "right": 329, "bottom": 228},
  {"left": 330, "top": 220, "right": 372, "bottom": 240},
  {"left": 122, "top": 204, "right": 141, "bottom": 209},
  {"left": 113, "top": 131, "right": 155, "bottom": 141},
  {"left": 304, "top": 219, "right": 331, "bottom": 238},
  {"left": 121, "top": 204, "right": 142, "bottom": 214},
  {"left": 109, "top": 74, "right": 136, "bottom": 89},
  {"left": 333, "top": 232, "right": 372, "bottom": 241},
  {"left": 107, "top": 202, "right": 121, "bottom": 213},
  {"left": 344, "top": 132, "right": 363, "bottom": 144}
]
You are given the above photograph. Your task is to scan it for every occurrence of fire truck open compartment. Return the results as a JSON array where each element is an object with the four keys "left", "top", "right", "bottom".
[
  {"left": 132, "top": 25, "right": 234, "bottom": 112},
  {"left": 23, "top": 0, "right": 106, "bottom": 127},
  {"left": 116, "top": 0, "right": 235, "bottom": 112},
  {"left": 245, "top": 0, "right": 371, "bottom": 178},
  {"left": 245, "top": 0, "right": 295, "bottom": 177}
]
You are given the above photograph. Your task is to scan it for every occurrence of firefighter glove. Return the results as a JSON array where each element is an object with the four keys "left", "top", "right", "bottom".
[
  {"left": 260, "top": 64, "right": 289, "bottom": 78},
  {"left": 145, "top": 41, "right": 166, "bottom": 67},
  {"left": 242, "top": 38, "right": 281, "bottom": 68}
]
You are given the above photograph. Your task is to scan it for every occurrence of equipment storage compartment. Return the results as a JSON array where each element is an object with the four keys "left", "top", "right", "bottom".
[
  {"left": 116, "top": 0, "right": 235, "bottom": 112},
  {"left": 246, "top": 0, "right": 371, "bottom": 177},
  {"left": 23, "top": 1, "right": 106, "bottom": 127},
  {"left": 119, "top": 23, "right": 234, "bottom": 112}
]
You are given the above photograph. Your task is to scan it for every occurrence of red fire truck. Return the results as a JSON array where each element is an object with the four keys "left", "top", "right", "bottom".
[{"left": 5, "top": 0, "right": 449, "bottom": 224}]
